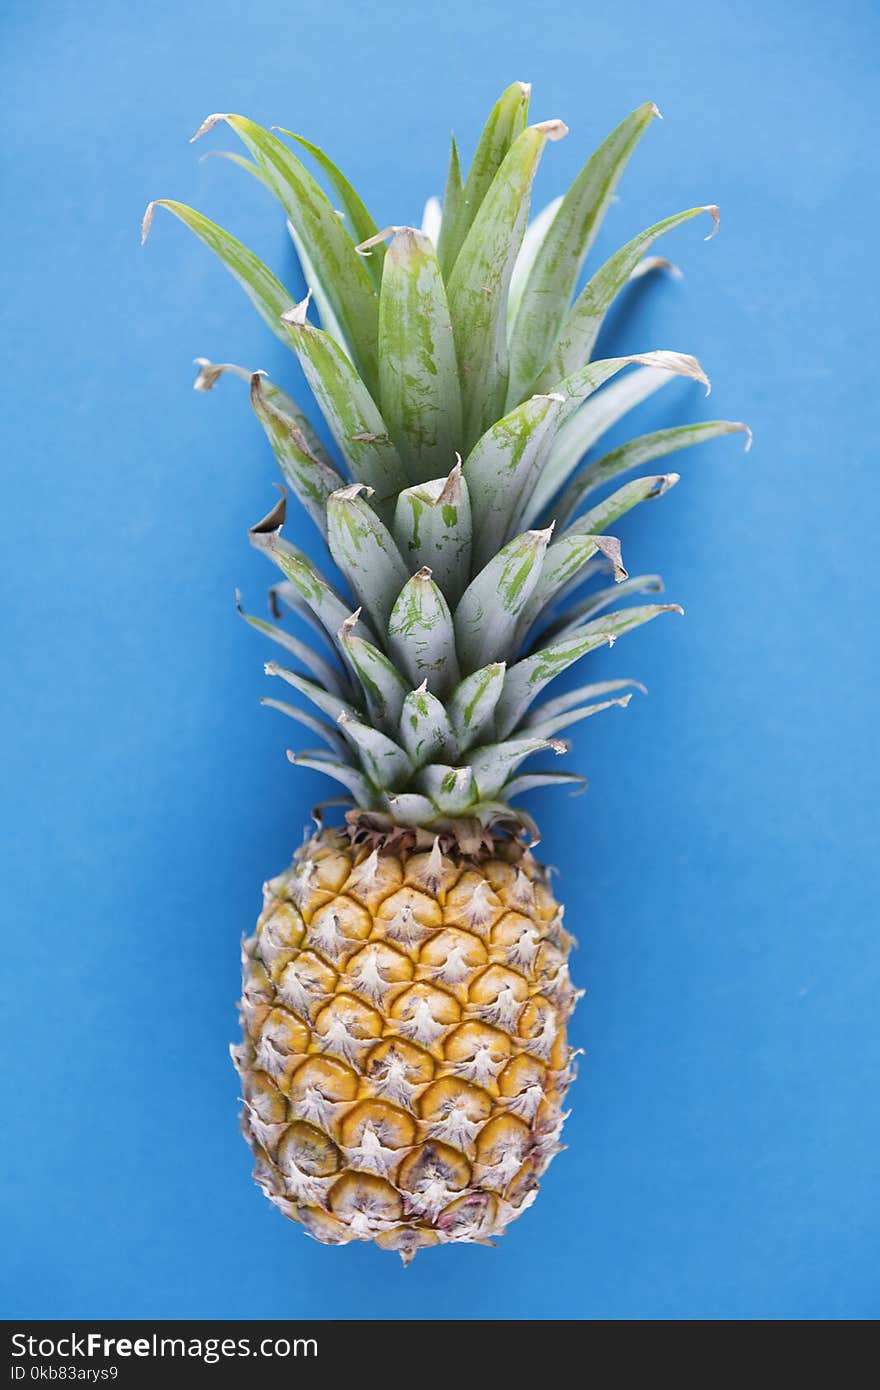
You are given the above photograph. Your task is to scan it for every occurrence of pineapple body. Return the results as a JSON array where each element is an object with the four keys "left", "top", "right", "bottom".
[{"left": 233, "top": 828, "right": 576, "bottom": 1258}]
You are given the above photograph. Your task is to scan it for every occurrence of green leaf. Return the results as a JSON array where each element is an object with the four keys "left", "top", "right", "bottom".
[
  {"left": 393, "top": 462, "right": 473, "bottom": 606},
  {"left": 524, "top": 677, "right": 647, "bottom": 727},
  {"left": 286, "top": 220, "right": 352, "bottom": 355},
  {"left": 399, "top": 686, "right": 456, "bottom": 766},
  {"left": 503, "top": 770, "right": 586, "bottom": 798},
  {"left": 416, "top": 764, "right": 479, "bottom": 814},
  {"left": 280, "top": 316, "right": 407, "bottom": 519},
  {"left": 448, "top": 119, "right": 568, "bottom": 448},
  {"left": 561, "top": 473, "right": 680, "bottom": 540},
  {"left": 541, "top": 575, "right": 665, "bottom": 643},
  {"left": 529, "top": 365, "right": 676, "bottom": 528},
  {"left": 554, "top": 420, "right": 752, "bottom": 527},
  {"left": 265, "top": 662, "right": 357, "bottom": 725},
  {"left": 286, "top": 749, "right": 375, "bottom": 804},
  {"left": 277, "top": 128, "right": 384, "bottom": 285},
  {"left": 439, "top": 81, "right": 531, "bottom": 278},
  {"left": 192, "top": 358, "right": 336, "bottom": 468},
  {"left": 191, "top": 114, "right": 381, "bottom": 394},
  {"left": 507, "top": 101, "right": 660, "bottom": 405},
  {"left": 455, "top": 526, "right": 553, "bottom": 669},
  {"left": 525, "top": 693, "right": 632, "bottom": 740},
  {"left": 447, "top": 663, "right": 507, "bottom": 751},
  {"left": 531, "top": 205, "right": 719, "bottom": 392},
  {"left": 465, "top": 736, "right": 566, "bottom": 799},
  {"left": 436, "top": 135, "right": 463, "bottom": 277},
  {"left": 237, "top": 594, "right": 350, "bottom": 698},
  {"left": 337, "top": 712, "right": 412, "bottom": 787},
  {"left": 326, "top": 484, "right": 411, "bottom": 633},
  {"left": 142, "top": 199, "right": 296, "bottom": 340},
  {"left": 388, "top": 570, "right": 460, "bottom": 698},
  {"left": 496, "top": 604, "right": 682, "bottom": 735},
  {"left": 260, "top": 697, "right": 352, "bottom": 759},
  {"left": 249, "top": 374, "right": 344, "bottom": 535},
  {"left": 384, "top": 792, "right": 438, "bottom": 826},
  {"left": 372, "top": 226, "right": 462, "bottom": 481},
  {"left": 464, "top": 392, "right": 566, "bottom": 569},
  {"left": 506, "top": 196, "right": 563, "bottom": 335},
  {"left": 515, "top": 534, "right": 626, "bottom": 643},
  {"left": 337, "top": 619, "right": 408, "bottom": 736},
  {"left": 250, "top": 500, "right": 377, "bottom": 648}
]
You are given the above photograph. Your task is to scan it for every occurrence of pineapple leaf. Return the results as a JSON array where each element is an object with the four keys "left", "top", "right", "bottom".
[
  {"left": 371, "top": 226, "right": 463, "bottom": 481},
  {"left": 337, "top": 712, "right": 413, "bottom": 787},
  {"left": 503, "top": 770, "right": 586, "bottom": 798},
  {"left": 337, "top": 619, "right": 409, "bottom": 736},
  {"left": 191, "top": 114, "right": 381, "bottom": 394},
  {"left": 523, "top": 676, "right": 647, "bottom": 727},
  {"left": 393, "top": 462, "right": 473, "bottom": 606},
  {"left": 260, "top": 697, "right": 352, "bottom": 759},
  {"left": 541, "top": 575, "right": 665, "bottom": 643},
  {"left": 286, "top": 750, "right": 375, "bottom": 804},
  {"left": 141, "top": 200, "right": 295, "bottom": 340},
  {"left": 384, "top": 792, "right": 439, "bottom": 826},
  {"left": 561, "top": 473, "right": 680, "bottom": 539},
  {"left": 507, "top": 101, "right": 660, "bottom": 405},
  {"left": 265, "top": 662, "right": 357, "bottom": 724},
  {"left": 416, "top": 764, "right": 479, "bottom": 814},
  {"left": 388, "top": 570, "right": 460, "bottom": 699},
  {"left": 532, "top": 205, "right": 719, "bottom": 392},
  {"left": 399, "top": 686, "right": 456, "bottom": 766},
  {"left": 280, "top": 316, "right": 407, "bottom": 519},
  {"left": 554, "top": 420, "right": 752, "bottom": 526},
  {"left": 421, "top": 195, "right": 443, "bottom": 244},
  {"left": 448, "top": 119, "right": 568, "bottom": 447},
  {"left": 464, "top": 393, "right": 567, "bottom": 569},
  {"left": 496, "top": 604, "right": 682, "bottom": 735},
  {"left": 439, "top": 81, "right": 531, "bottom": 278},
  {"left": 236, "top": 595, "right": 350, "bottom": 698},
  {"left": 454, "top": 526, "right": 554, "bottom": 669},
  {"left": 447, "top": 663, "right": 507, "bottom": 752},
  {"left": 465, "top": 736, "right": 567, "bottom": 799},
  {"left": 515, "top": 534, "right": 626, "bottom": 643},
  {"left": 506, "top": 196, "right": 564, "bottom": 334},
  {"left": 326, "top": 485, "right": 411, "bottom": 633},
  {"left": 435, "top": 135, "right": 463, "bottom": 275},
  {"left": 286, "top": 220, "right": 352, "bottom": 355},
  {"left": 192, "top": 358, "right": 336, "bottom": 468},
  {"left": 250, "top": 502, "right": 378, "bottom": 649},
  {"left": 527, "top": 365, "right": 677, "bottom": 528},
  {"left": 525, "top": 693, "right": 632, "bottom": 740},
  {"left": 249, "top": 373, "right": 345, "bottom": 535},
  {"left": 276, "top": 128, "right": 384, "bottom": 285}
]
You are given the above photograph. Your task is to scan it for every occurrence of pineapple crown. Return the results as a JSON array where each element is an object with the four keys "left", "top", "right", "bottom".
[{"left": 144, "top": 82, "right": 749, "bottom": 844}]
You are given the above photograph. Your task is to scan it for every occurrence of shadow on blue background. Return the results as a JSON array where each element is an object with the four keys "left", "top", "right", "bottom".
[{"left": 2, "top": 0, "right": 878, "bottom": 1321}]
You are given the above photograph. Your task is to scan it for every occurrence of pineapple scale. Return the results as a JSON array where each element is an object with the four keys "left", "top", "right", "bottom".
[{"left": 233, "top": 828, "right": 579, "bottom": 1260}]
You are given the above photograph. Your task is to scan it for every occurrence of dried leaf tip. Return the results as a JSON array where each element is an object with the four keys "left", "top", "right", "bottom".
[
  {"left": 280, "top": 289, "right": 312, "bottom": 327},
  {"left": 190, "top": 112, "right": 228, "bottom": 144},
  {"left": 436, "top": 455, "right": 464, "bottom": 506},
  {"left": 140, "top": 201, "right": 157, "bottom": 244},
  {"left": 249, "top": 488, "right": 287, "bottom": 537},
  {"left": 339, "top": 608, "right": 363, "bottom": 637},
  {"left": 355, "top": 226, "right": 405, "bottom": 254},
  {"left": 534, "top": 119, "right": 569, "bottom": 142},
  {"left": 333, "top": 481, "right": 375, "bottom": 502},
  {"left": 703, "top": 205, "right": 721, "bottom": 240},
  {"left": 649, "top": 102, "right": 664, "bottom": 120},
  {"left": 737, "top": 424, "right": 754, "bottom": 452}
]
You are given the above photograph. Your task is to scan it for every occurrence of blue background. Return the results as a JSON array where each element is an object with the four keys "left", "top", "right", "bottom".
[{"left": 2, "top": 0, "right": 878, "bottom": 1321}]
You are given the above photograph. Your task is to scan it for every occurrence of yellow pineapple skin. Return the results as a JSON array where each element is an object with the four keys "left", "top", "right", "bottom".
[{"left": 232, "top": 828, "right": 579, "bottom": 1259}]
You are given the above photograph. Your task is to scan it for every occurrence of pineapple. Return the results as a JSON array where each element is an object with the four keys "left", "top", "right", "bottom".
[{"left": 144, "top": 82, "right": 748, "bottom": 1258}]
